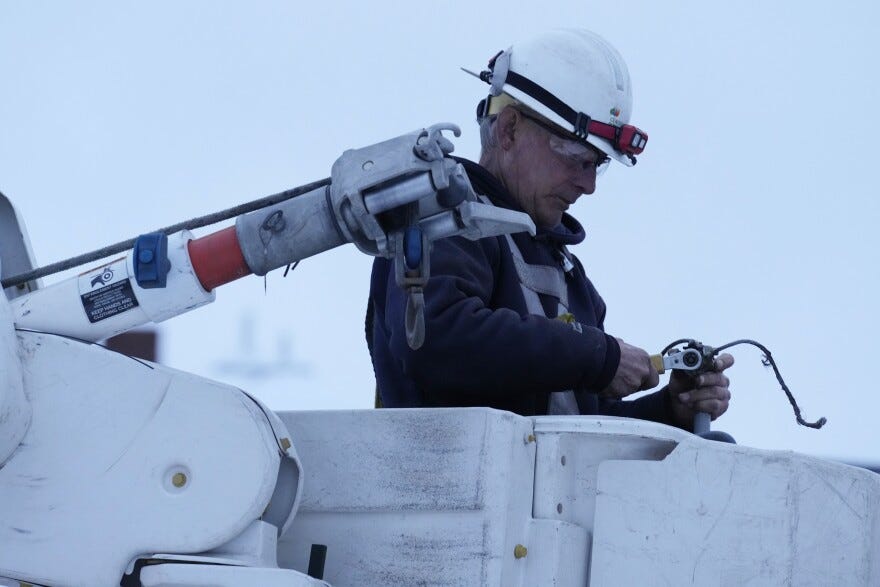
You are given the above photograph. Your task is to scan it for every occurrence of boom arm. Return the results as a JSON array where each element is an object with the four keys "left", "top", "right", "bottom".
[{"left": 11, "top": 123, "right": 534, "bottom": 348}]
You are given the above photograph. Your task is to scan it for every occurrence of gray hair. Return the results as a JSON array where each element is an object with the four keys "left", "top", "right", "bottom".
[{"left": 478, "top": 113, "right": 499, "bottom": 153}]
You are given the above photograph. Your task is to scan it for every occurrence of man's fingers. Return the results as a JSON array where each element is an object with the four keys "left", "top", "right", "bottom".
[
  {"left": 666, "top": 353, "right": 734, "bottom": 426},
  {"left": 600, "top": 382, "right": 635, "bottom": 400},
  {"left": 694, "top": 398, "right": 730, "bottom": 419},
  {"left": 642, "top": 364, "right": 660, "bottom": 390},
  {"left": 609, "top": 340, "right": 659, "bottom": 395},
  {"left": 679, "top": 385, "right": 731, "bottom": 418},
  {"left": 696, "top": 372, "right": 729, "bottom": 389},
  {"left": 686, "top": 386, "right": 731, "bottom": 404},
  {"left": 713, "top": 353, "right": 734, "bottom": 371}
]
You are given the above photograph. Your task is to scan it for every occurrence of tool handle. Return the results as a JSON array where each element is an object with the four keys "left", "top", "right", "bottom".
[
  {"left": 649, "top": 353, "right": 665, "bottom": 374},
  {"left": 693, "top": 411, "right": 711, "bottom": 435}
]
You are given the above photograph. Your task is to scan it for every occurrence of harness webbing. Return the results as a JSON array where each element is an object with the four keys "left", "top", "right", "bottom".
[{"left": 501, "top": 231, "right": 579, "bottom": 416}]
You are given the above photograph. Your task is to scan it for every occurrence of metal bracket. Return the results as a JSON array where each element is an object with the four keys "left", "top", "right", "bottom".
[{"left": 326, "top": 122, "right": 534, "bottom": 349}]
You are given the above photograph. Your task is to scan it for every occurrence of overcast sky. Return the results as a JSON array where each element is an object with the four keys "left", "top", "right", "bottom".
[{"left": 2, "top": 1, "right": 878, "bottom": 463}]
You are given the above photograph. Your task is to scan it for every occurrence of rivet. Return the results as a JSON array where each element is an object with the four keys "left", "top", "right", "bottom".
[
  {"left": 362, "top": 160, "right": 374, "bottom": 170},
  {"left": 514, "top": 544, "right": 528, "bottom": 559},
  {"left": 172, "top": 472, "right": 187, "bottom": 488},
  {"left": 280, "top": 437, "right": 292, "bottom": 451},
  {"left": 525, "top": 434, "right": 536, "bottom": 444}
]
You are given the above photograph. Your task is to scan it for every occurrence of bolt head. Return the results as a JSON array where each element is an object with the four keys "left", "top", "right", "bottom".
[{"left": 171, "top": 472, "right": 187, "bottom": 488}]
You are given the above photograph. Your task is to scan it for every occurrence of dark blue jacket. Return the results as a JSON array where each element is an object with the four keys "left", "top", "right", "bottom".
[{"left": 367, "top": 158, "right": 673, "bottom": 421}]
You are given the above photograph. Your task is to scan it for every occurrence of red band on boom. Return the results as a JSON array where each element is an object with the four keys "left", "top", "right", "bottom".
[{"left": 187, "top": 226, "right": 252, "bottom": 291}]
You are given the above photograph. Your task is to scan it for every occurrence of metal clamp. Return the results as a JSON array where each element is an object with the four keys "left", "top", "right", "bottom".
[{"left": 326, "top": 123, "right": 535, "bottom": 349}]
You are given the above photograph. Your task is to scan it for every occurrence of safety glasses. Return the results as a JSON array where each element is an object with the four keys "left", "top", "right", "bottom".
[{"left": 518, "top": 110, "right": 611, "bottom": 175}]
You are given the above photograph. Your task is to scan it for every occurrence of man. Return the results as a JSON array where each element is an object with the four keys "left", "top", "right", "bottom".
[{"left": 367, "top": 29, "right": 732, "bottom": 429}]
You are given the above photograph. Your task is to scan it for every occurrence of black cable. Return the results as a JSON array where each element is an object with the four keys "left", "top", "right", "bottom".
[
  {"left": 663, "top": 338, "right": 826, "bottom": 429},
  {"left": 710, "top": 339, "right": 826, "bottom": 429},
  {"left": 283, "top": 260, "right": 301, "bottom": 278},
  {"left": 2, "top": 177, "right": 332, "bottom": 289},
  {"left": 662, "top": 338, "right": 696, "bottom": 355}
]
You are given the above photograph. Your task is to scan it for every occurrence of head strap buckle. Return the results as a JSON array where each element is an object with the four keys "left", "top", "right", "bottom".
[{"left": 573, "top": 112, "right": 591, "bottom": 139}]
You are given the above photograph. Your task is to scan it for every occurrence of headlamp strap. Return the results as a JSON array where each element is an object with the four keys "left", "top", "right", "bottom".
[{"left": 505, "top": 70, "right": 577, "bottom": 131}]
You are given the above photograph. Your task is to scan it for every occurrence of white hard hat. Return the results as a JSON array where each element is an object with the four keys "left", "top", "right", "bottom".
[{"left": 471, "top": 29, "right": 647, "bottom": 166}]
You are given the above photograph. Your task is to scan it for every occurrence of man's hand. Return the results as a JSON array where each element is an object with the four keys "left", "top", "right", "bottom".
[
  {"left": 666, "top": 353, "right": 734, "bottom": 429},
  {"left": 599, "top": 338, "right": 660, "bottom": 399}
]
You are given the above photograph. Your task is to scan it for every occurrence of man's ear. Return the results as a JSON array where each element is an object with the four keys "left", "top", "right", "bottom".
[{"left": 495, "top": 107, "right": 521, "bottom": 150}]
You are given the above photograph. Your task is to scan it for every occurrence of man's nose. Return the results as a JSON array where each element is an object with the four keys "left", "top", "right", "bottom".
[{"left": 573, "top": 167, "right": 597, "bottom": 195}]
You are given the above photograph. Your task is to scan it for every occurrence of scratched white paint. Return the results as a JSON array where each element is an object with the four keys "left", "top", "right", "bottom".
[
  {"left": 0, "top": 333, "right": 295, "bottom": 586},
  {"left": 0, "top": 291, "right": 27, "bottom": 464},
  {"left": 3, "top": 358, "right": 879, "bottom": 585},
  {"left": 277, "top": 411, "right": 880, "bottom": 586},
  {"left": 590, "top": 441, "right": 880, "bottom": 585}
]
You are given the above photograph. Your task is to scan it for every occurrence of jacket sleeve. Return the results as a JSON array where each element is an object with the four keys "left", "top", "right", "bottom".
[
  {"left": 586, "top": 262, "right": 675, "bottom": 426},
  {"left": 598, "top": 390, "right": 676, "bottom": 425},
  {"left": 381, "top": 234, "right": 619, "bottom": 402}
]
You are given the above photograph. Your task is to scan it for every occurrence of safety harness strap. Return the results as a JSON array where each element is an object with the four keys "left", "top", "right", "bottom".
[
  {"left": 502, "top": 233, "right": 569, "bottom": 309},
  {"left": 501, "top": 231, "right": 579, "bottom": 416}
]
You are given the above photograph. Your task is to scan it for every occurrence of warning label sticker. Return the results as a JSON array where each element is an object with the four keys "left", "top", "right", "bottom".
[{"left": 78, "top": 258, "right": 140, "bottom": 323}]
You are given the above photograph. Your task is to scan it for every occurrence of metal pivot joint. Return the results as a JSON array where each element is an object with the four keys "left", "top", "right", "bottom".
[{"left": 324, "top": 122, "right": 535, "bottom": 349}]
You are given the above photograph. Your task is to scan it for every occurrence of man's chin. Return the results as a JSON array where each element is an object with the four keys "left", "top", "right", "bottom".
[{"left": 536, "top": 213, "right": 564, "bottom": 229}]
